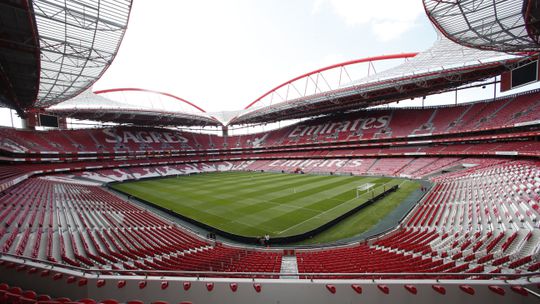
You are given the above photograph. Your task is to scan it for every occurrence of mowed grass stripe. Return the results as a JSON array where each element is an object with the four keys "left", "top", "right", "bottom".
[
  {"left": 295, "top": 180, "right": 421, "bottom": 245},
  {"left": 194, "top": 173, "right": 323, "bottom": 199},
  {"left": 116, "top": 172, "right": 374, "bottom": 234},
  {"left": 120, "top": 181, "right": 211, "bottom": 208},
  {"left": 115, "top": 173, "right": 329, "bottom": 231},
  {"left": 116, "top": 174, "right": 332, "bottom": 229},
  {"left": 254, "top": 178, "right": 391, "bottom": 234},
  {"left": 228, "top": 175, "right": 350, "bottom": 215},
  {"left": 120, "top": 187, "right": 278, "bottom": 235},
  {"left": 200, "top": 174, "right": 357, "bottom": 234},
  {"left": 233, "top": 177, "right": 393, "bottom": 235},
  {"left": 111, "top": 172, "right": 413, "bottom": 239},
  {"left": 291, "top": 177, "right": 389, "bottom": 213},
  {"left": 118, "top": 174, "right": 358, "bottom": 220},
  {"left": 120, "top": 172, "right": 295, "bottom": 204},
  {"left": 240, "top": 176, "right": 368, "bottom": 223},
  {"left": 119, "top": 174, "right": 322, "bottom": 226},
  {"left": 182, "top": 174, "right": 328, "bottom": 213},
  {"left": 276, "top": 180, "right": 398, "bottom": 235},
  {"left": 141, "top": 172, "right": 276, "bottom": 193},
  {"left": 189, "top": 178, "right": 335, "bottom": 228},
  {"left": 157, "top": 172, "right": 320, "bottom": 198},
  {"left": 197, "top": 174, "right": 334, "bottom": 207},
  {"left": 168, "top": 172, "right": 296, "bottom": 192},
  {"left": 113, "top": 185, "right": 241, "bottom": 227}
]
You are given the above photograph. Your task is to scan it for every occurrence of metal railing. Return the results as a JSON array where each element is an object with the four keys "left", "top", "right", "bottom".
[{"left": 2, "top": 253, "right": 538, "bottom": 281}]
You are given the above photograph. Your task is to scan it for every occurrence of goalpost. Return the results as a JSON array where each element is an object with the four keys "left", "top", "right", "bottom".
[{"left": 356, "top": 183, "right": 375, "bottom": 198}]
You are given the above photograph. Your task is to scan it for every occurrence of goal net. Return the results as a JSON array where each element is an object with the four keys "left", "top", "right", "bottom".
[{"left": 356, "top": 183, "right": 375, "bottom": 198}]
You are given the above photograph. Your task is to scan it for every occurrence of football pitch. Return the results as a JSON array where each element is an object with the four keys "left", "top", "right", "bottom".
[{"left": 111, "top": 171, "right": 420, "bottom": 241}]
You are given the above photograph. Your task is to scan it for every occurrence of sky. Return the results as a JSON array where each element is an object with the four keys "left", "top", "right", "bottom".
[
  {"left": 94, "top": 0, "right": 436, "bottom": 112},
  {"left": 2, "top": 0, "right": 539, "bottom": 128}
]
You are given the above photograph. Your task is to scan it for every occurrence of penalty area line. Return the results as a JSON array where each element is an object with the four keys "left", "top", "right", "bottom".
[{"left": 276, "top": 181, "right": 405, "bottom": 235}]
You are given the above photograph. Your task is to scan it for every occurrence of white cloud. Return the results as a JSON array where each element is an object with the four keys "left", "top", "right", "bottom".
[
  {"left": 320, "top": 0, "right": 424, "bottom": 41},
  {"left": 311, "top": 0, "right": 325, "bottom": 14},
  {"left": 95, "top": 0, "right": 433, "bottom": 113},
  {"left": 372, "top": 20, "right": 417, "bottom": 42}
]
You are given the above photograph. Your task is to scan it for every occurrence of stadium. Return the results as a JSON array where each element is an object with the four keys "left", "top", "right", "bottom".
[{"left": 0, "top": 0, "right": 539, "bottom": 303}]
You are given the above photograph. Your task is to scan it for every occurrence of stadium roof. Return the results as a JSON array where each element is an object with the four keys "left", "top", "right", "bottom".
[
  {"left": 9, "top": 1, "right": 529, "bottom": 128},
  {"left": 47, "top": 34, "right": 525, "bottom": 127},
  {"left": 45, "top": 88, "right": 221, "bottom": 127},
  {"left": 0, "top": 0, "right": 132, "bottom": 114},
  {"left": 0, "top": 0, "right": 40, "bottom": 112},
  {"left": 424, "top": 0, "right": 540, "bottom": 52},
  {"left": 229, "top": 34, "right": 524, "bottom": 126},
  {"left": 34, "top": 0, "right": 132, "bottom": 108}
]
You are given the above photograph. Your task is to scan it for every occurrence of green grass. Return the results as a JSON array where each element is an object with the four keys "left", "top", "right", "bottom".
[
  {"left": 111, "top": 171, "right": 419, "bottom": 241},
  {"left": 294, "top": 179, "right": 421, "bottom": 245}
]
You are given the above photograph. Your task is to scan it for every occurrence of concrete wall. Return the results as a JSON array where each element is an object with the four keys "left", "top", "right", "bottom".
[{"left": 1, "top": 256, "right": 537, "bottom": 304}]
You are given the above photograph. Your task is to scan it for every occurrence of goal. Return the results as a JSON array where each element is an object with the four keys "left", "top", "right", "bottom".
[{"left": 356, "top": 183, "right": 375, "bottom": 198}]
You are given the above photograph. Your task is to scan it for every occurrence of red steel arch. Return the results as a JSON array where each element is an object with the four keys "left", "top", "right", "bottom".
[
  {"left": 243, "top": 53, "right": 418, "bottom": 110},
  {"left": 94, "top": 88, "right": 208, "bottom": 113}
]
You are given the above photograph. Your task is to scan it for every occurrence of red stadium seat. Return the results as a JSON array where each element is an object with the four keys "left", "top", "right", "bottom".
[
  {"left": 0, "top": 89, "right": 538, "bottom": 304},
  {"left": 36, "top": 295, "right": 52, "bottom": 302}
]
